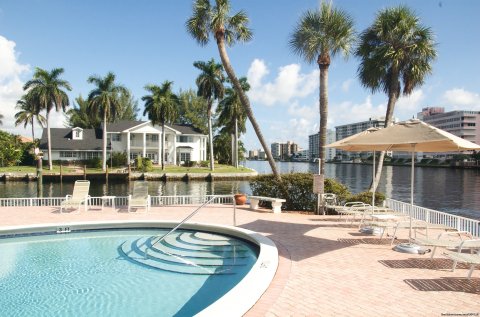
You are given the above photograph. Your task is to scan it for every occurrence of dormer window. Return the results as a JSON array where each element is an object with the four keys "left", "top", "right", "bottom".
[{"left": 72, "top": 127, "right": 83, "bottom": 140}]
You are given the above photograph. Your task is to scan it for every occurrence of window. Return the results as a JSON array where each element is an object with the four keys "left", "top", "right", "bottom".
[
  {"left": 75, "top": 131, "right": 80, "bottom": 138},
  {"left": 112, "top": 134, "right": 121, "bottom": 141},
  {"left": 60, "top": 151, "right": 76, "bottom": 158},
  {"left": 177, "top": 136, "right": 193, "bottom": 143},
  {"left": 180, "top": 152, "right": 191, "bottom": 162},
  {"left": 147, "top": 134, "right": 158, "bottom": 141}
]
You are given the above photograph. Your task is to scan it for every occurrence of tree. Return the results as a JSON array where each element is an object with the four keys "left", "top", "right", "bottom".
[
  {"left": 216, "top": 77, "right": 248, "bottom": 168},
  {"left": 15, "top": 93, "right": 46, "bottom": 140},
  {"left": 193, "top": 58, "right": 225, "bottom": 171},
  {"left": 289, "top": 1, "right": 355, "bottom": 176},
  {"left": 116, "top": 90, "right": 140, "bottom": 121},
  {"left": 186, "top": 0, "right": 280, "bottom": 179},
  {"left": 142, "top": 81, "right": 179, "bottom": 171},
  {"left": 24, "top": 67, "right": 71, "bottom": 170},
  {"left": 356, "top": 5, "right": 436, "bottom": 190},
  {"left": 87, "top": 72, "right": 128, "bottom": 171},
  {"left": 66, "top": 95, "right": 101, "bottom": 129},
  {"left": 177, "top": 89, "right": 209, "bottom": 134},
  {"left": 0, "top": 131, "right": 23, "bottom": 167}
]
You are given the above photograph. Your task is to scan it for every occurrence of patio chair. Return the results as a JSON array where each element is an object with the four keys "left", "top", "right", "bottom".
[
  {"left": 443, "top": 239, "right": 480, "bottom": 279},
  {"left": 59, "top": 180, "right": 90, "bottom": 213},
  {"left": 128, "top": 181, "right": 150, "bottom": 213},
  {"left": 413, "top": 231, "right": 473, "bottom": 258},
  {"left": 321, "top": 193, "right": 337, "bottom": 213}
]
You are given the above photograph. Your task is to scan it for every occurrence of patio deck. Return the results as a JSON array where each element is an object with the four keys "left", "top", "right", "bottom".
[{"left": 0, "top": 204, "right": 478, "bottom": 316}]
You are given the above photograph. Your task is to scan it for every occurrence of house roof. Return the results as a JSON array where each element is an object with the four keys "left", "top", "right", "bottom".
[
  {"left": 39, "top": 128, "right": 103, "bottom": 151},
  {"left": 108, "top": 120, "right": 204, "bottom": 135}
]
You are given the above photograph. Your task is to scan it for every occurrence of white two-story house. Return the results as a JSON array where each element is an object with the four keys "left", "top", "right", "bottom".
[{"left": 39, "top": 120, "right": 208, "bottom": 165}]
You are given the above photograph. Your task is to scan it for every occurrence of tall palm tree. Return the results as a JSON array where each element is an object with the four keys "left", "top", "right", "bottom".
[
  {"left": 356, "top": 5, "right": 436, "bottom": 190},
  {"left": 87, "top": 72, "right": 128, "bottom": 171},
  {"left": 15, "top": 93, "right": 46, "bottom": 140},
  {"left": 216, "top": 77, "right": 248, "bottom": 168},
  {"left": 24, "top": 67, "right": 71, "bottom": 170},
  {"left": 186, "top": 0, "right": 280, "bottom": 179},
  {"left": 142, "top": 81, "right": 179, "bottom": 171},
  {"left": 193, "top": 58, "right": 225, "bottom": 171},
  {"left": 66, "top": 95, "right": 101, "bottom": 129},
  {"left": 289, "top": 1, "right": 355, "bottom": 176}
]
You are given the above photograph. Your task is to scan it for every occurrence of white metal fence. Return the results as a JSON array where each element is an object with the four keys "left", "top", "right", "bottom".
[
  {"left": 0, "top": 195, "right": 235, "bottom": 208},
  {"left": 385, "top": 198, "right": 480, "bottom": 238}
]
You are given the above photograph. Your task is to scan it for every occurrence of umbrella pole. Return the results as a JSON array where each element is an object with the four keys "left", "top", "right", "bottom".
[
  {"left": 409, "top": 144, "right": 415, "bottom": 241},
  {"left": 372, "top": 150, "right": 376, "bottom": 211}
]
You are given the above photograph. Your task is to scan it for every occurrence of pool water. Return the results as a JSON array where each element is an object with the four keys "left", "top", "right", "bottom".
[{"left": 0, "top": 229, "right": 259, "bottom": 317}]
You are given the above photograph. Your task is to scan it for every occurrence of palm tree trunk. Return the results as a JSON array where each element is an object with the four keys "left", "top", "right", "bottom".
[
  {"left": 370, "top": 79, "right": 400, "bottom": 191},
  {"left": 234, "top": 118, "right": 239, "bottom": 168},
  {"left": 230, "top": 133, "right": 234, "bottom": 166},
  {"left": 215, "top": 36, "right": 280, "bottom": 179},
  {"left": 161, "top": 122, "right": 165, "bottom": 171},
  {"left": 31, "top": 119, "right": 35, "bottom": 140},
  {"left": 207, "top": 104, "right": 214, "bottom": 171},
  {"left": 102, "top": 113, "right": 107, "bottom": 171},
  {"left": 46, "top": 111, "right": 52, "bottom": 170},
  {"left": 319, "top": 64, "right": 329, "bottom": 175}
]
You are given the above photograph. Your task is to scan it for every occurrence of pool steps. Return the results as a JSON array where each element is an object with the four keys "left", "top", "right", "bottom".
[{"left": 119, "top": 231, "right": 252, "bottom": 275}]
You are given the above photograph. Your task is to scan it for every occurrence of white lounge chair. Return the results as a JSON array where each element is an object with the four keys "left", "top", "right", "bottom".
[
  {"left": 59, "top": 180, "right": 90, "bottom": 213},
  {"left": 443, "top": 239, "right": 480, "bottom": 279},
  {"left": 128, "top": 181, "right": 150, "bottom": 213},
  {"left": 414, "top": 231, "right": 473, "bottom": 258}
]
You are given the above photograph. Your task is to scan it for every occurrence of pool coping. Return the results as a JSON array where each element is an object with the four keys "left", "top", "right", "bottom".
[{"left": 0, "top": 220, "right": 278, "bottom": 317}]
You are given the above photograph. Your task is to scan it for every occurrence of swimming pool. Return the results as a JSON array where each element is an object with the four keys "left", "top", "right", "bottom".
[{"left": 0, "top": 222, "right": 278, "bottom": 317}]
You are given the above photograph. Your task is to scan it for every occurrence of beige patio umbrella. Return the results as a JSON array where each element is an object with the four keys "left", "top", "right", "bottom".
[{"left": 340, "top": 119, "right": 480, "bottom": 253}]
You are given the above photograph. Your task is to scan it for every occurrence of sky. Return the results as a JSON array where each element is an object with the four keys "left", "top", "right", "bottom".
[{"left": 1, "top": 0, "right": 480, "bottom": 150}]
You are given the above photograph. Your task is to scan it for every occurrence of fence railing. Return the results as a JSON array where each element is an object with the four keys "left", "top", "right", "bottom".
[
  {"left": 0, "top": 195, "right": 234, "bottom": 208},
  {"left": 385, "top": 198, "right": 480, "bottom": 238}
]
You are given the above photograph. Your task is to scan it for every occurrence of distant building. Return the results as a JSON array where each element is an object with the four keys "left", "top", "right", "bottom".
[
  {"left": 258, "top": 150, "right": 266, "bottom": 160},
  {"left": 418, "top": 107, "right": 480, "bottom": 145},
  {"left": 292, "top": 149, "right": 309, "bottom": 161},
  {"left": 334, "top": 117, "right": 390, "bottom": 160},
  {"left": 271, "top": 141, "right": 299, "bottom": 160},
  {"left": 417, "top": 107, "right": 480, "bottom": 159},
  {"left": 248, "top": 149, "right": 266, "bottom": 160},
  {"left": 308, "top": 129, "right": 335, "bottom": 162}
]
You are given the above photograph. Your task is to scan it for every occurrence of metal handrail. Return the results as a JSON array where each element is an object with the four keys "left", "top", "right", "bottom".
[{"left": 145, "top": 196, "right": 219, "bottom": 259}]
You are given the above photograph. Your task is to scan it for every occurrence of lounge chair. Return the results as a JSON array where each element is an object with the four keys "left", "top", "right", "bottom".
[
  {"left": 59, "top": 180, "right": 90, "bottom": 213},
  {"left": 413, "top": 231, "right": 473, "bottom": 258},
  {"left": 443, "top": 239, "right": 480, "bottom": 279},
  {"left": 128, "top": 181, "right": 150, "bottom": 213}
]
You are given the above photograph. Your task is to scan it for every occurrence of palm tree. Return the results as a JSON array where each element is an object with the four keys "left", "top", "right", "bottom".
[
  {"left": 24, "top": 67, "right": 72, "bottom": 170},
  {"left": 87, "top": 72, "right": 128, "bottom": 171},
  {"left": 356, "top": 5, "right": 436, "bottom": 190},
  {"left": 15, "top": 93, "right": 46, "bottom": 140},
  {"left": 289, "top": 1, "right": 355, "bottom": 177},
  {"left": 193, "top": 58, "right": 225, "bottom": 171},
  {"left": 186, "top": 0, "right": 280, "bottom": 179},
  {"left": 216, "top": 78, "right": 248, "bottom": 168},
  {"left": 66, "top": 95, "right": 101, "bottom": 129},
  {"left": 142, "top": 81, "right": 179, "bottom": 171}
]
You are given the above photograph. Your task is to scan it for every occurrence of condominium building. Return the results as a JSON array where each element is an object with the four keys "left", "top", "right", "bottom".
[
  {"left": 248, "top": 149, "right": 266, "bottom": 160},
  {"left": 334, "top": 117, "right": 388, "bottom": 160},
  {"left": 418, "top": 107, "right": 480, "bottom": 145},
  {"left": 308, "top": 129, "right": 335, "bottom": 162},
  {"left": 270, "top": 141, "right": 299, "bottom": 160}
]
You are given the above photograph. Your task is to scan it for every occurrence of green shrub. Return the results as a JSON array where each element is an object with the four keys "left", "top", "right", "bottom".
[
  {"left": 110, "top": 152, "right": 127, "bottom": 167},
  {"left": 182, "top": 161, "right": 195, "bottom": 167},
  {"left": 346, "top": 191, "right": 385, "bottom": 206},
  {"left": 136, "top": 157, "right": 153, "bottom": 172},
  {"left": 249, "top": 173, "right": 352, "bottom": 211},
  {"left": 86, "top": 158, "right": 102, "bottom": 168},
  {"left": 199, "top": 160, "right": 209, "bottom": 168}
]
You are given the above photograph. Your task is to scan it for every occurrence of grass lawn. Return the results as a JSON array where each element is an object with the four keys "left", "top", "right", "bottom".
[{"left": 0, "top": 164, "right": 255, "bottom": 174}]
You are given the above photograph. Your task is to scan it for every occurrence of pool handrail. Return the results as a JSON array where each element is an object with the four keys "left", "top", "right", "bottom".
[{"left": 145, "top": 196, "right": 219, "bottom": 259}]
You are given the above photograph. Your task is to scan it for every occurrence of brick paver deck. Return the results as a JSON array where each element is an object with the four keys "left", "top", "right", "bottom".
[{"left": 0, "top": 204, "right": 478, "bottom": 316}]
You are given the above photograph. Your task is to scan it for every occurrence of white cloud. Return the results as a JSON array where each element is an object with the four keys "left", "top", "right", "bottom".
[
  {"left": 329, "top": 96, "right": 386, "bottom": 128},
  {"left": 443, "top": 88, "right": 480, "bottom": 110},
  {"left": 0, "top": 35, "right": 30, "bottom": 134},
  {"left": 341, "top": 79, "right": 353, "bottom": 93},
  {"left": 0, "top": 35, "right": 69, "bottom": 138},
  {"left": 247, "top": 59, "right": 318, "bottom": 106}
]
